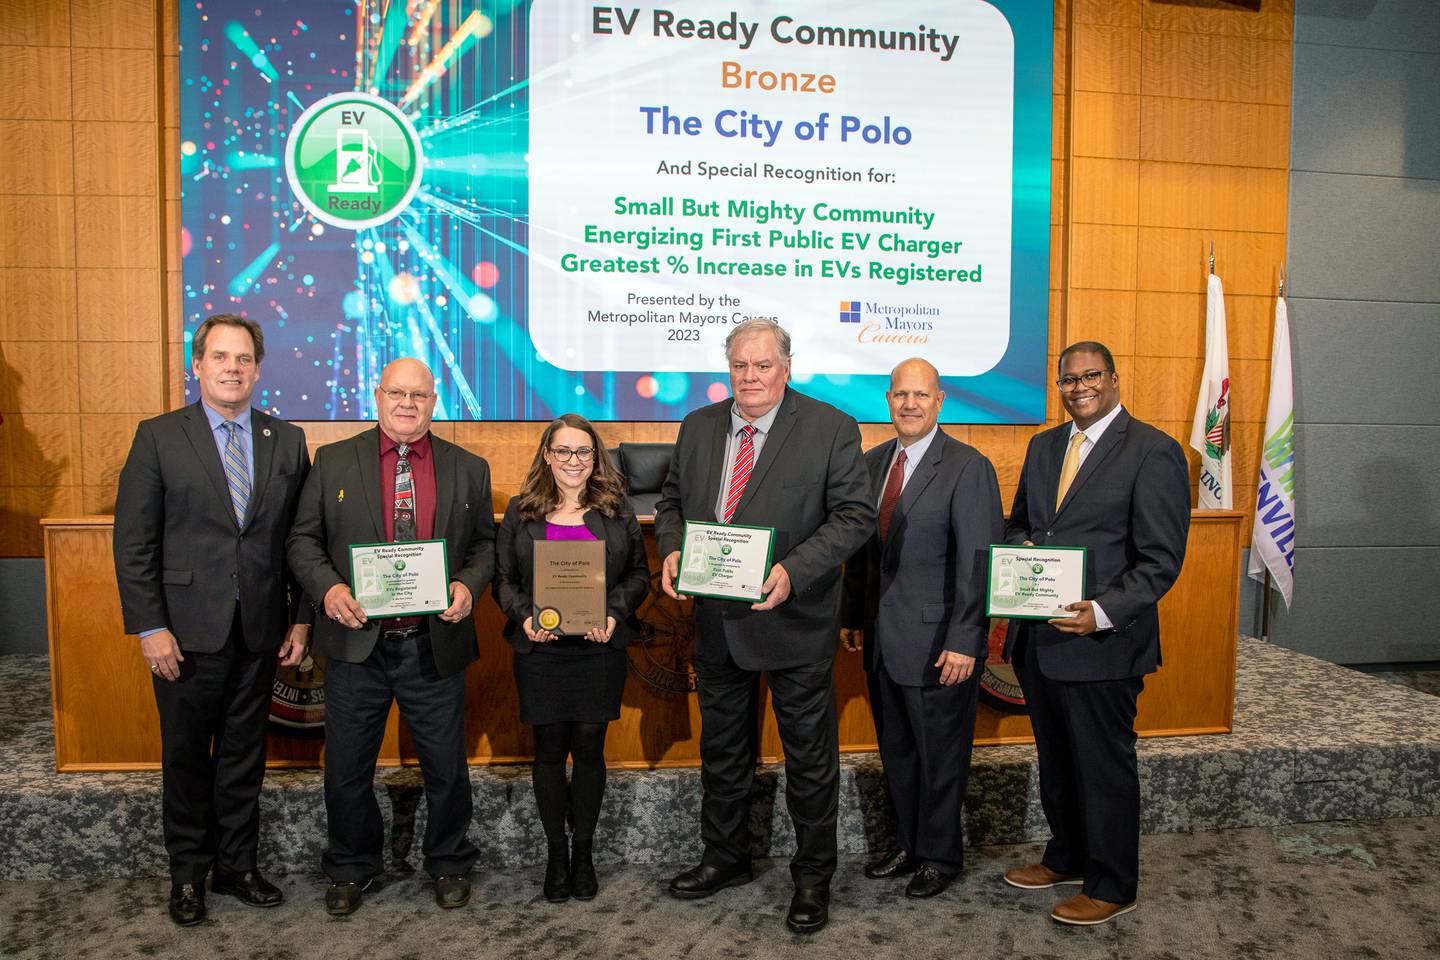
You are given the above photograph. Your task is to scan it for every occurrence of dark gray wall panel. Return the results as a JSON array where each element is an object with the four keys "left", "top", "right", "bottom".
[
  {"left": 1289, "top": 299, "right": 1440, "bottom": 425},
  {"left": 1267, "top": 545, "right": 1440, "bottom": 663},
  {"left": 1290, "top": 45, "right": 1440, "bottom": 179},
  {"left": 1295, "top": 0, "right": 1440, "bottom": 54},
  {"left": 0, "top": 559, "right": 47, "bottom": 655},
  {"left": 1288, "top": 172, "right": 1440, "bottom": 303},
  {"left": 1291, "top": 424, "right": 1440, "bottom": 547}
]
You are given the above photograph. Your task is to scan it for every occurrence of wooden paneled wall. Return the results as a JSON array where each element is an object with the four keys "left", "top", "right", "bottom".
[{"left": 0, "top": 0, "right": 1294, "bottom": 556}]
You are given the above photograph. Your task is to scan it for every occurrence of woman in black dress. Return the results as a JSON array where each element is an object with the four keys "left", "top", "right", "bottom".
[{"left": 494, "top": 414, "right": 649, "bottom": 901}]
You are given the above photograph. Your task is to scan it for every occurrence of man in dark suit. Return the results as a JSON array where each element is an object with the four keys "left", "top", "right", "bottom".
[
  {"left": 1001, "top": 341, "right": 1190, "bottom": 925},
  {"left": 655, "top": 319, "right": 875, "bottom": 934},
  {"left": 286, "top": 358, "right": 495, "bottom": 916},
  {"left": 114, "top": 314, "right": 312, "bottom": 926},
  {"left": 840, "top": 358, "right": 1002, "bottom": 899}
]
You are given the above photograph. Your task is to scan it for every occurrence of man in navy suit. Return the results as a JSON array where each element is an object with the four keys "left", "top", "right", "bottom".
[
  {"left": 841, "top": 358, "right": 1003, "bottom": 899},
  {"left": 114, "top": 315, "right": 312, "bottom": 925},
  {"left": 1001, "top": 341, "right": 1190, "bottom": 925}
]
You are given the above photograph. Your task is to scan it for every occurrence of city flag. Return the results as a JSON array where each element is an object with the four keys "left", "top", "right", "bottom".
[
  {"left": 1190, "top": 273, "right": 1233, "bottom": 508},
  {"left": 1248, "top": 295, "right": 1297, "bottom": 609}
]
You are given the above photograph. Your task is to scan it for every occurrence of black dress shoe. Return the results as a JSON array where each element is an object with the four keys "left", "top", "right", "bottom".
[
  {"left": 168, "top": 883, "right": 206, "bottom": 926},
  {"left": 543, "top": 840, "right": 571, "bottom": 902},
  {"left": 667, "top": 862, "right": 754, "bottom": 900},
  {"left": 570, "top": 838, "right": 598, "bottom": 901},
  {"left": 864, "top": 849, "right": 917, "bottom": 880},
  {"left": 325, "top": 877, "right": 372, "bottom": 916},
  {"left": 212, "top": 869, "right": 283, "bottom": 907},
  {"left": 435, "top": 874, "right": 470, "bottom": 909},
  {"left": 905, "top": 865, "right": 958, "bottom": 899},
  {"left": 787, "top": 886, "right": 829, "bottom": 933}
]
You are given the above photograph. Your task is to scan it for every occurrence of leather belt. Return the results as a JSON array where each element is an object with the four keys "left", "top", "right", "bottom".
[{"left": 379, "top": 625, "right": 426, "bottom": 642}]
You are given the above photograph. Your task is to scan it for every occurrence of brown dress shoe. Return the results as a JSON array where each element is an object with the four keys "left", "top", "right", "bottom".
[
  {"left": 1051, "top": 893, "right": 1137, "bottom": 925},
  {"left": 1002, "top": 863, "right": 1084, "bottom": 889}
]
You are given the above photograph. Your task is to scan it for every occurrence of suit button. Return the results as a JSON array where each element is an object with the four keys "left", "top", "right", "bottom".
[
  {"left": 231, "top": 571, "right": 238, "bottom": 579},
  {"left": 1045, "top": 530, "right": 1053, "bottom": 536}
]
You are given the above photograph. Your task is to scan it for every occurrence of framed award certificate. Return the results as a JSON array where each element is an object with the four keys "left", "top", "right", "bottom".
[
  {"left": 986, "top": 545, "right": 1087, "bottom": 620},
  {"left": 533, "top": 539, "right": 607, "bottom": 635},
  {"left": 676, "top": 521, "right": 775, "bottom": 602},
  {"left": 348, "top": 539, "right": 450, "bottom": 618}
]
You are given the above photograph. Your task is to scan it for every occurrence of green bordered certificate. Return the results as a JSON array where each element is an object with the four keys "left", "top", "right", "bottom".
[
  {"left": 986, "top": 545, "right": 1087, "bottom": 620},
  {"left": 677, "top": 520, "right": 775, "bottom": 602},
  {"left": 348, "top": 539, "right": 450, "bottom": 618}
]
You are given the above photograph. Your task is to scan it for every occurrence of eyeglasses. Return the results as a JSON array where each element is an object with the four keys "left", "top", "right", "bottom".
[
  {"left": 1055, "top": 370, "right": 1111, "bottom": 391},
  {"left": 379, "top": 387, "right": 435, "bottom": 403},
  {"left": 548, "top": 446, "right": 595, "bottom": 463}
]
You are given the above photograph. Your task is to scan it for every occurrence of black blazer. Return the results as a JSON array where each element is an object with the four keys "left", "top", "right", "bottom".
[
  {"left": 654, "top": 387, "right": 875, "bottom": 671},
  {"left": 113, "top": 402, "right": 312, "bottom": 652},
  {"left": 285, "top": 427, "right": 495, "bottom": 679},
  {"left": 492, "top": 501, "right": 650, "bottom": 654},
  {"left": 1003, "top": 408, "right": 1191, "bottom": 682},
  {"left": 841, "top": 430, "right": 1003, "bottom": 686}
]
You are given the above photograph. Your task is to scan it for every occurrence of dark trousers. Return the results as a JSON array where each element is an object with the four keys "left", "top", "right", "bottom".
[
  {"left": 151, "top": 618, "right": 275, "bottom": 885},
  {"left": 694, "top": 651, "right": 839, "bottom": 889},
  {"left": 322, "top": 631, "right": 477, "bottom": 881},
  {"left": 1014, "top": 645, "right": 1145, "bottom": 903},
  {"left": 874, "top": 661, "right": 981, "bottom": 875}
]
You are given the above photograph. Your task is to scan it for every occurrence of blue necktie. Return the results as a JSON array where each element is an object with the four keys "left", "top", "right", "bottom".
[{"left": 220, "top": 420, "right": 251, "bottom": 525}]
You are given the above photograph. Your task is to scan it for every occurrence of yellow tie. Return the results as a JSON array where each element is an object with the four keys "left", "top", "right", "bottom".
[{"left": 1055, "top": 432, "right": 1087, "bottom": 511}]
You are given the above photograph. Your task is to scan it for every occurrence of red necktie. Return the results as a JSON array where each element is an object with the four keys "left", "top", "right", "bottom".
[
  {"left": 877, "top": 449, "right": 907, "bottom": 541},
  {"left": 722, "top": 425, "right": 756, "bottom": 523}
]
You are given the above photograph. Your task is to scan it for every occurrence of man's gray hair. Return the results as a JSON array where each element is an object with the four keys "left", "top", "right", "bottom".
[{"left": 724, "top": 318, "right": 792, "bottom": 361}]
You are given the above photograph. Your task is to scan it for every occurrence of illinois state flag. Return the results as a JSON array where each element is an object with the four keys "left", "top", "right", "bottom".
[
  {"left": 1248, "top": 296, "right": 1297, "bottom": 609},
  {"left": 1189, "top": 273, "right": 1232, "bottom": 508}
]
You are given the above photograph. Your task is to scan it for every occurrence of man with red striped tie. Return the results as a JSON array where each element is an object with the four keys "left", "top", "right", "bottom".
[{"left": 656, "top": 319, "right": 875, "bottom": 934}]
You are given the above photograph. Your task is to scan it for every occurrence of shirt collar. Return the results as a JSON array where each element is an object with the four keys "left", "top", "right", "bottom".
[
  {"left": 729, "top": 398, "right": 782, "bottom": 437},
  {"left": 1069, "top": 403, "right": 1124, "bottom": 445},
  {"left": 893, "top": 424, "right": 939, "bottom": 465},
  {"left": 380, "top": 428, "right": 432, "bottom": 458},
  {"left": 201, "top": 401, "right": 250, "bottom": 435}
]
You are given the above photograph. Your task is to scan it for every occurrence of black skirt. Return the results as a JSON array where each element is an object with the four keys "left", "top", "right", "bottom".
[{"left": 513, "top": 639, "right": 628, "bottom": 725}]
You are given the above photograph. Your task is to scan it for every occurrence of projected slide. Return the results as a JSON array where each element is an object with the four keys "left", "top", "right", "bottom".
[{"left": 179, "top": 1, "right": 1051, "bottom": 422}]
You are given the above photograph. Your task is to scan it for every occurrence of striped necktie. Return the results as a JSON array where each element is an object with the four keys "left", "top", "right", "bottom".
[
  {"left": 394, "top": 443, "right": 417, "bottom": 541},
  {"left": 721, "top": 425, "right": 755, "bottom": 524},
  {"left": 220, "top": 420, "right": 250, "bottom": 526}
]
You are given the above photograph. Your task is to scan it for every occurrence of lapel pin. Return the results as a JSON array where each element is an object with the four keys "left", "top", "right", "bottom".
[
  {"left": 263, "top": 428, "right": 272, "bottom": 437},
  {"left": 338, "top": 489, "right": 345, "bottom": 503}
]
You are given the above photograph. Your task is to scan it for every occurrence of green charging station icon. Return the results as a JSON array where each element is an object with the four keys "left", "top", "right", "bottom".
[{"left": 285, "top": 91, "right": 424, "bottom": 230}]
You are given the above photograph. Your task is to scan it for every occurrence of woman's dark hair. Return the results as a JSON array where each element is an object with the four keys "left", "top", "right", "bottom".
[{"left": 514, "top": 413, "right": 627, "bottom": 521}]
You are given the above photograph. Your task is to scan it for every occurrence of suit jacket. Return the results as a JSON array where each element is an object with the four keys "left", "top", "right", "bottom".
[
  {"left": 493, "top": 501, "right": 650, "bottom": 654},
  {"left": 840, "top": 430, "right": 1003, "bottom": 686},
  {"left": 113, "top": 402, "right": 312, "bottom": 652},
  {"left": 285, "top": 427, "right": 496, "bottom": 679},
  {"left": 654, "top": 387, "right": 875, "bottom": 671},
  {"left": 1003, "top": 408, "right": 1191, "bottom": 682}
]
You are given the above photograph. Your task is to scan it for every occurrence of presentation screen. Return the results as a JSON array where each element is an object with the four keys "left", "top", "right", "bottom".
[{"left": 179, "top": 1, "right": 1052, "bottom": 422}]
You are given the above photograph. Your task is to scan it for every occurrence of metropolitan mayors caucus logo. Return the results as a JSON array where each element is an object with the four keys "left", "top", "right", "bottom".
[{"left": 285, "top": 91, "right": 424, "bottom": 230}]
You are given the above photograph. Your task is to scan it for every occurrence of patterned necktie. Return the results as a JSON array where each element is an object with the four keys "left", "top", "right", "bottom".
[
  {"left": 220, "top": 420, "right": 250, "bottom": 526},
  {"left": 877, "top": 449, "right": 907, "bottom": 542},
  {"left": 394, "top": 443, "right": 416, "bottom": 541},
  {"left": 1055, "top": 431, "right": 1087, "bottom": 511},
  {"left": 721, "top": 425, "right": 756, "bottom": 523}
]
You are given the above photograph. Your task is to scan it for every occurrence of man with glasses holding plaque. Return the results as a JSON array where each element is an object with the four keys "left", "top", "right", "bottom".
[
  {"left": 655, "top": 319, "right": 874, "bottom": 934},
  {"left": 287, "top": 358, "right": 495, "bottom": 916},
  {"left": 1001, "top": 341, "right": 1189, "bottom": 926}
]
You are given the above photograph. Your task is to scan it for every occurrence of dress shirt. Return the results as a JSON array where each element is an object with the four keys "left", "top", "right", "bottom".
[
  {"left": 877, "top": 424, "right": 939, "bottom": 506},
  {"left": 1064, "top": 403, "right": 1126, "bottom": 630},
  {"left": 713, "top": 401, "right": 782, "bottom": 518}
]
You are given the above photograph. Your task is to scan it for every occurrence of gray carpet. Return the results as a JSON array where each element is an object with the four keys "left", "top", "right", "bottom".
[{"left": 2, "top": 817, "right": 1437, "bottom": 960}]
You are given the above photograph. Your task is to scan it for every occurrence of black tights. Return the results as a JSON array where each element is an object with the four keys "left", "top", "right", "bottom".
[{"left": 532, "top": 721, "right": 609, "bottom": 846}]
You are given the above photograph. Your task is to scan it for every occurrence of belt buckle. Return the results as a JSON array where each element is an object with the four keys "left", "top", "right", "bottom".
[{"left": 382, "top": 625, "right": 420, "bottom": 641}]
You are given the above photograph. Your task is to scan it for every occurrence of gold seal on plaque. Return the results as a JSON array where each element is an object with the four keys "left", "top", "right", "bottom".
[{"left": 536, "top": 607, "right": 562, "bottom": 631}]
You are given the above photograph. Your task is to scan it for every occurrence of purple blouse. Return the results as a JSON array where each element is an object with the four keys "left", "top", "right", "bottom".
[{"left": 545, "top": 521, "right": 598, "bottom": 541}]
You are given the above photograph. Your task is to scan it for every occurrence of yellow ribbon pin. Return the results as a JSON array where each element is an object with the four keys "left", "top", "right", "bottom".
[{"left": 338, "top": 488, "right": 345, "bottom": 503}]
